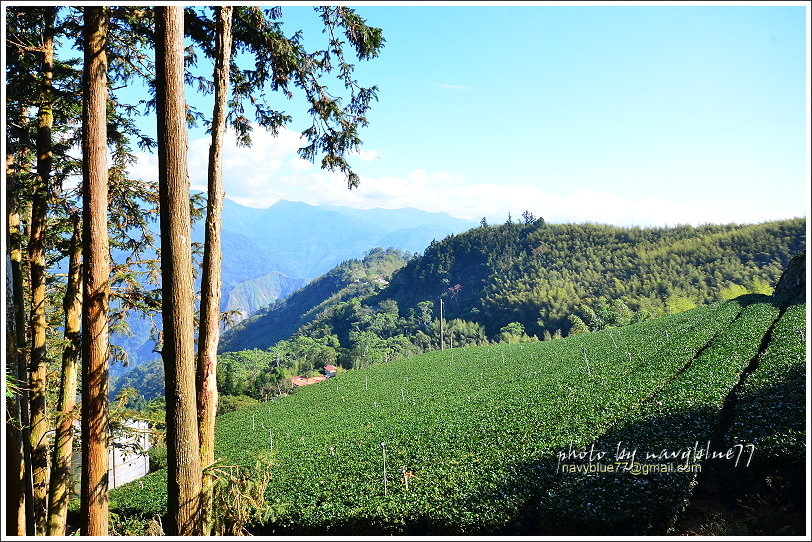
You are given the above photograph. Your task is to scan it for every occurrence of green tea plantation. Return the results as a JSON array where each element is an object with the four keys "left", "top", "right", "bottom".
[{"left": 109, "top": 294, "right": 806, "bottom": 535}]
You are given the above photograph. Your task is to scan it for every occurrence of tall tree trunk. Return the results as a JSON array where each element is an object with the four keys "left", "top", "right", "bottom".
[
  {"left": 6, "top": 158, "right": 35, "bottom": 536},
  {"left": 28, "top": 7, "right": 56, "bottom": 533},
  {"left": 5, "top": 155, "right": 26, "bottom": 536},
  {"left": 198, "top": 2, "right": 232, "bottom": 472},
  {"left": 80, "top": 6, "right": 110, "bottom": 536},
  {"left": 47, "top": 215, "right": 81, "bottom": 536},
  {"left": 197, "top": 9, "right": 232, "bottom": 532},
  {"left": 156, "top": 6, "right": 203, "bottom": 536},
  {"left": 6, "top": 256, "right": 25, "bottom": 536}
]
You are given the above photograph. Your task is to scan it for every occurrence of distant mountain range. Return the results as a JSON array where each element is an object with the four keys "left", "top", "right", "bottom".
[
  {"left": 218, "top": 199, "right": 476, "bottom": 279},
  {"left": 109, "top": 199, "right": 476, "bottom": 376}
]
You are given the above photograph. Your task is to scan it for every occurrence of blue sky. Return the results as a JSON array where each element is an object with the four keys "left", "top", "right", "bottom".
[{"left": 123, "top": 3, "right": 809, "bottom": 225}]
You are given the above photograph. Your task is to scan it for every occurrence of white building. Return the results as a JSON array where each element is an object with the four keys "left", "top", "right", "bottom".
[{"left": 71, "top": 419, "right": 152, "bottom": 493}]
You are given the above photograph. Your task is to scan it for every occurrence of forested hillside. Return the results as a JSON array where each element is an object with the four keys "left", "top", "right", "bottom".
[
  {"left": 107, "top": 199, "right": 471, "bottom": 374},
  {"left": 382, "top": 218, "right": 804, "bottom": 337},
  {"left": 222, "top": 218, "right": 805, "bottom": 358},
  {"left": 219, "top": 247, "right": 412, "bottom": 351}
]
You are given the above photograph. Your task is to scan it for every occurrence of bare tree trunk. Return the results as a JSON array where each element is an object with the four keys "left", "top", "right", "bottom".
[
  {"left": 198, "top": 2, "right": 232, "bottom": 473},
  {"left": 6, "top": 159, "right": 35, "bottom": 536},
  {"left": 6, "top": 154, "right": 26, "bottom": 536},
  {"left": 197, "top": 10, "right": 232, "bottom": 533},
  {"left": 80, "top": 6, "right": 110, "bottom": 536},
  {"left": 156, "top": 6, "right": 203, "bottom": 536},
  {"left": 47, "top": 214, "right": 81, "bottom": 536},
  {"left": 6, "top": 258, "right": 25, "bottom": 536},
  {"left": 28, "top": 7, "right": 56, "bottom": 532}
]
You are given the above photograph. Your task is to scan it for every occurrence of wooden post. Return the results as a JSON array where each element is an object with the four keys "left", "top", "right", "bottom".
[
  {"left": 439, "top": 297, "right": 444, "bottom": 351},
  {"left": 582, "top": 347, "right": 591, "bottom": 377},
  {"left": 111, "top": 447, "right": 116, "bottom": 490}
]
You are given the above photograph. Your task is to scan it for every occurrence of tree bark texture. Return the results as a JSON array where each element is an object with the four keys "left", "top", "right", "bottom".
[
  {"left": 28, "top": 7, "right": 56, "bottom": 533},
  {"left": 6, "top": 170, "right": 34, "bottom": 536},
  {"left": 47, "top": 215, "right": 82, "bottom": 536},
  {"left": 197, "top": 5, "right": 233, "bottom": 471},
  {"left": 80, "top": 6, "right": 110, "bottom": 536},
  {"left": 6, "top": 257, "right": 26, "bottom": 536},
  {"left": 156, "top": 6, "right": 203, "bottom": 536},
  {"left": 6, "top": 155, "right": 26, "bottom": 535}
]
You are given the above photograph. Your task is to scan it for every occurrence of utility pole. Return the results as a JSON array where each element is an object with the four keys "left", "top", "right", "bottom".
[{"left": 439, "top": 297, "right": 444, "bottom": 351}]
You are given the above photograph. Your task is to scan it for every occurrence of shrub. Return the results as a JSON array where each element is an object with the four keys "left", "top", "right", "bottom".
[
  {"left": 218, "top": 394, "right": 260, "bottom": 415},
  {"left": 147, "top": 445, "right": 167, "bottom": 473}
]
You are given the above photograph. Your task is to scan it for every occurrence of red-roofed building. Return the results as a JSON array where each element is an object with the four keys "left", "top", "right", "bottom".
[
  {"left": 291, "top": 375, "right": 329, "bottom": 387},
  {"left": 324, "top": 365, "right": 338, "bottom": 377}
]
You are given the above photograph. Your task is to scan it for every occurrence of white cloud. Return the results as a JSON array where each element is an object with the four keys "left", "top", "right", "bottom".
[
  {"left": 353, "top": 148, "right": 382, "bottom": 162},
  {"left": 127, "top": 151, "right": 159, "bottom": 185},
  {"left": 288, "top": 157, "right": 313, "bottom": 171},
  {"left": 437, "top": 82, "right": 472, "bottom": 91},
  {"left": 129, "top": 126, "right": 802, "bottom": 227}
]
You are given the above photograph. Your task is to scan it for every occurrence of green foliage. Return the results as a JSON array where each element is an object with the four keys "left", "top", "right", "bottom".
[
  {"left": 224, "top": 219, "right": 804, "bottom": 369},
  {"left": 542, "top": 295, "right": 782, "bottom": 535},
  {"left": 5, "top": 371, "right": 18, "bottom": 400},
  {"left": 204, "top": 452, "right": 280, "bottom": 536},
  {"left": 567, "top": 314, "right": 590, "bottom": 336},
  {"left": 382, "top": 219, "right": 804, "bottom": 339},
  {"left": 497, "top": 321, "right": 532, "bottom": 343},
  {"left": 746, "top": 277, "right": 774, "bottom": 296},
  {"left": 111, "top": 298, "right": 800, "bottom": 534},
  {"left": 147, "top": 445, "right": 167, "bottom": 473},
  {"left": 578, "top": 297, "right": 638, "bottom": 331},
  {"left": 500, "top": 321, "right": 525, "bottom": 336},
  {"left": 720, "top": 283, "right": 749, "bottom": 300},
  {"left": 446, "top": 319, "right": 487, "bottom": 347},
  {"left": 221, "top": 248, "right": 411, "bottom": 352},
  {"left": 218, "top": 394, "right": 260, "bottom": 415},
  {"left": 109, "top": 358, "right": 165, "bottom": 401},
  {"left": 728, "top": 301, "right": 806, "bottom": 461},
  {"left": 666, "top": 295, "right": 697, "bottom": 315}
]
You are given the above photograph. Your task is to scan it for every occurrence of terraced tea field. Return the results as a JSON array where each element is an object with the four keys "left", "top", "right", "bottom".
[{"left": 110, "top": 294, "right": 806, "bottom": 535}]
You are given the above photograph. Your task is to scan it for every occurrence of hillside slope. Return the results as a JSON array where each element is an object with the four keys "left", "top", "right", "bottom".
[
  {"left": 108, "top": 197, "right": 472, "bottom": 375},
  {"left": 110, "top": 294, "right": 806, "bottom": 535},
  {"left": 380, "top": 218, "right": 805, "bottom": 336},
  {"left": 221, "top": 218, "right": 805, "bottom": 355},
  {"left": 219, "top": 248, "right": 410, "bottom": 352}
]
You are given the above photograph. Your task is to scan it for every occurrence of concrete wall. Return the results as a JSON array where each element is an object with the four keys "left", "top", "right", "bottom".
[
  {"left": 108, "top": 420, "right": 151, "bottom": 489},
  {"left": 70, "top": 419, "right": 152, "bottom": 494}
]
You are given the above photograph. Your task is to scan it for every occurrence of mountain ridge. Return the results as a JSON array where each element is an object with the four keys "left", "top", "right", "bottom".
[
  {"left": 109, "top": 200, "right": 475, "bottom": 376},
  {"left": 220, "top": 217, "right": 806, "bottom": 356}
]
